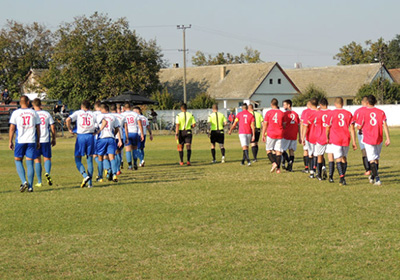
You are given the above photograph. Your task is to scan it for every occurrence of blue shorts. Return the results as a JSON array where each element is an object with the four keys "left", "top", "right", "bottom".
[
  {"left": 75, "top": 134, "right": 95, "bottom": 157},
  {"left": 14, "top": 143, "right": 38, "bottom": 159},
  {"left": 96, "top": 138, "right": 117, "bottom": 156},
  {"left": 34, "top": 142, "right": 52, "bottom": 158},
  {"left": 94, "top": 136, "right": 99, "bottom": 155},
  {"left": 127, "top": 133, "right": 139, "bottom": 147},
  {"left": 138, "top": 135, "right": 146, "bottom": 149}
]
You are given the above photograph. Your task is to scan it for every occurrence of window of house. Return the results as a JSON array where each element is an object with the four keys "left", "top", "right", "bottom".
[
  {"left": 346, "top": 99, "right": 353, "bottom": 105},
  {"left": 278, "top": 79, "right": 281, "bottom": 84},
  {"left": 269, "top": 79, "right": 273, "bottom": 84}
]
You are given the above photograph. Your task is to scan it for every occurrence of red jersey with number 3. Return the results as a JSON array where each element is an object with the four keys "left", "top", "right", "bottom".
[
  {"left": 328, "top": 109, "right": 353, "bottom": 146},
  {"left": 235, "top": 110, "right": 254, "bottom": 134},
  {"left": 264, "top": 109, "right": 284, "bottom": 139},
  {"left": 315, "top": 109, "right": 330, "bottom": 145},
  {"left": 356, "top": 107, "right": 386, "bottom": 145},
  {"left": 283, "top": 110, "right": 300, "bottom": 140}
]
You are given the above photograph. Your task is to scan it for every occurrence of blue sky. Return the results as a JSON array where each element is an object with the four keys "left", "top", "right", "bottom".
[{"left": 1, "top": 0, "right": 399, "bottom": 68}]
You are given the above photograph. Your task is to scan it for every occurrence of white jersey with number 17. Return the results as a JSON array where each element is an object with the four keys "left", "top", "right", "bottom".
[
  {"left": 69, "top": 110, "right": 97, "bottom": 134},
  {"left": 9, "top": 108, "right": 41, "bottom": 144}
]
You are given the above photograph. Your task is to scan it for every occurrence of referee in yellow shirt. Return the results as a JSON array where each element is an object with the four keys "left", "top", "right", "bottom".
[
  {"left": 175, "top": 103, "right": 196, "bottom": 166},
  {"left": 248, "top": 104, "right": 264, "bottom": 162},
  {"left": 207, "top": 104, "right": 228, "bottom": 163}
]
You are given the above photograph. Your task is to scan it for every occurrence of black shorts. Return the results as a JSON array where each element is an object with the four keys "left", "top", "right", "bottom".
[
  {"left": 210, "top": 130, "right": 225, "bottom": 144},
  {"left": 251, "top": 129, "right": 261, "bottom": 143},
  {"left": 178, "top": 130, "right": 193, "bottom": 145}
]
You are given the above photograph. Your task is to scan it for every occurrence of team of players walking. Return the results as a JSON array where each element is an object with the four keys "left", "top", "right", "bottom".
[{"left": 9, "top": 94, "right": 390, "bottom": 192}]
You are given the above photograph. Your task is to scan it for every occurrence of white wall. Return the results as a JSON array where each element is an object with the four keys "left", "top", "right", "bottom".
[{"left": 262, "top": 104, "right": 400, "bottom": 126}]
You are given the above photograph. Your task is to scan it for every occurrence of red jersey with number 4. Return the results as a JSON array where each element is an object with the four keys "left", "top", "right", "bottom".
[
  {"left": 353, "top": 106, "right": 367, "bottom": 125},
  {"left": 328, "top": 109, "right": 353, "bottom": 146},
  {"left": 356, "top": 107, "right": 387, "bottom": 145},
  {"left": 283, "top": 110, "right": 299, "bottom": 140},
  {"left": 235, "top": 110, "right": 254, "bottom": 134},
  {"left": 264, "top": 109, "right": 284, "bottom": 139},
  {"left": 315, "top": 109, "right": 331, "bottom": 145}
]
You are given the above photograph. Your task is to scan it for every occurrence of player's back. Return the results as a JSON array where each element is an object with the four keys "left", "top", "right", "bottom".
[
  {"left": 329, "top": 109, "right": 353, "bottom": 146},
  {"left": 265, "top": 109, "right": 284, "bottom": 139},
  {"left": 70, "top": 110, "right": 97, "bottom": 134},
  {"left": 122, "top": 111, "right": 140, "bottom": 133},
  {"left": 358, "top": 107, "right": 386, "bottom": 145},
  {"left": 315, "top": 109, "right": 330, "bottom": 145},
  {"left": 283, "top": 110, "right": 299, "bottom": 140},
  {"left": 98, "top": 113, "right": 118, "bottom": 139},
  {"left": 37, "top": 110, "right": 54, "bottom": 143},
  {"left": 236, "top": 110, "right": 254, "bottom": 134},
  {"left": 353, "top": 106, "right": 367, "bottom": 125},
  {"left": 139, "top": 115, "right": 148, "bottom": 135},
  {"left": 304, "top": 109, "right": 318, "bottom": 143},
  {"left": 9, "top": 108, "right": 40, "bottom": 144}
]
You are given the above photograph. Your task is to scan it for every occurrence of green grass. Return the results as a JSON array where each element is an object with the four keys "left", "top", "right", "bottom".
[{"left": 1, "top": 130, "right": 400, "bottom": 279}]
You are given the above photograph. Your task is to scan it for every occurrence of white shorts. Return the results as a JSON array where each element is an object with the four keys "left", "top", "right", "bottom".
[
  {"left": 239, "top": 134, "right": 252, "bottom": 147},
  {"left": 282, "top": 139, "right": 297, "bottom": 151},
  {"left": 315, "top": 143, "right": 327, "bottom": 156},
  {"left": 305, "top": 141, "right": 316, "bottom": 156},
  {"left": 330, "top": 144, "right": 349, "bottom": 160},
  {"left": 303, "top": 140, "right": 309, "bottom": 151},
  {"left": 326, "top": 144, "right": 334, "bottom": 154},
  {"left": 266, "top": 137, "right": 282, "bottom": 152},
  {"left": 365, "top": 143, "right": 382, "bottom": 161},
  {"left": 357, "top": 132, "right": 365, "bottom": 150}
]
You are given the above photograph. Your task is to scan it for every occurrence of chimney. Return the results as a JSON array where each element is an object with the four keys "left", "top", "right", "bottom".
[
  {"left": 220, "top": 66, "right": 227, "bottom": 80},
  {"left": 173, "top": 63, "right": 179, "bottom": 68}
]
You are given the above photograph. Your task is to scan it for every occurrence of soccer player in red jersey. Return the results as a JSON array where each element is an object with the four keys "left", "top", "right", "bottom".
[
  {"left": 300, "top": 101, "right": 312, "bottom": 173},
  {"left": 281, "top": 99, "right": 300, "bottom": 172},
  {"left": 228, "top": 103, "right": 255, "bottom": 166},
  {"left": 262, "top": 98, "right": 284, "bottom": 173},
  {"left": 301, "top": 98, "right": 319, "bottom": 178},
  {"left": 326, "top": 97, "right": 357, "bottom": 186},
  {"left": 356, "top": 95, "right": 390, "bottom": 186},
  {"left": 353, "top": 96, "right": 371, "bottom": 175},
  {"left": 313, "top": 98, "right": 330, "bottom": 181}
]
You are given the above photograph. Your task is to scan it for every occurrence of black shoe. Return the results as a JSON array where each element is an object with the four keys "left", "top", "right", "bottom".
[
  {"left": 28, "top": 187, "right": 33, "bottom": 192},
  {"left": 107, "top": 171, "right": 113, "bottom": 181},
  {"left": 316, "top": 175, "right": 323, "bottom": 181},
  {"left": 120, "top": 162, "right": 124, "bottom": 169},
  {"left": 134, "top": 165, "right": 138, "bottom": 170},
  {"left": 241, "top": 160, "right": 245, "bottom": 166},
  {"left": 309, "top": 172, "right": 315, "bottom": 179},
  {"left": 341, "top": 178, "right": 347, "bottom": 186},
  {"left": 20, "top": 182, "right": 29, "bottom": 192},
  {"left": 287, "top": 163, "right": 293, "bottom": 172},
  {"left": 339, "top": 177, "right": 346, "bottom": 186},
  {"left": 329, "top": 177, "right": 334, "bottom": 183},
  {"left": 302, "top": 169, "right": 309, "bottom": 174},
  {"left": 322, "top": 169, "right": 327, "bottom": 180}
]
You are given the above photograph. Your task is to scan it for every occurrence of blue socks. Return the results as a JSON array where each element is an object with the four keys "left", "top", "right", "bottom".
[
  {"left": 87, "top": 156, "right": 93, "bottom": 186},
  {"left": 94, "top": 156, "right": 101, "bottom": 176},
  {"left": 103, "top": 159, "right": 111, "bottom": 173},
  {"left": 15, "top": 160, "right": 26, "bottom": 184},
  {"left": 44, "top": 160, "right": 51, "bottom": 174},
  {"left": 97, "top": 160, "right": 104, "bottom": 178},
  {"left": 138, "top": 149, "right": 144, "bottom": 162},
  {"left": 111, "top": 159, "right": 118, "bottom": 175},
  {"left": 115, "top": 153, "right": 121, "bottom": 172},
  {"left": 133, "top": 150, "right": 138, "bottom": 165},
  {"left": 35, "top": 162, "right": 42, "bottom": 184},
  {"left": 126, "top": 151, "right": 132, "bottom": 166},
  {"left": 26, "top": 160, "right": 34, "bottom": 188},
  {"left": 75, "top": 157, "right": 88, "bottom": 178}
]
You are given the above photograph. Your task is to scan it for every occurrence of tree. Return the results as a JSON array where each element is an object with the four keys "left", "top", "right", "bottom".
[
  {"left": 0, "top": 21, "right": 52, "bottom": 95},
  {"left": 386, "top": 35, "right": 400, "bottom": 69},
  {"left": 355, "top": 78, "right": 400, "bottom": 104},
  {"left": 292, "top": 84, "right": 327, "bottom": 107},
  {"left": 150, "top": 88, "right": 179, "bottom": 110},
  {"left": 188, "top": 92, "right": 216, "bottom": 109},
  {"left": 333, "top": 41, "right": 371, "bottom": 65},
  {"left": 191, "top": 46, "right": 262, "bottom": 66},
  {"left": 41, "top": 12, "right": 164, "bottom": 109}
]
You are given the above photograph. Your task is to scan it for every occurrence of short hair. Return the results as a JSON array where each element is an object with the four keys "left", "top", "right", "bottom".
[
  {"left": 110, "top": 104, "right": 117, "bottom": 111},
  {"left": 94, "top": 101, "right": 102, "bottom": 108},
  {"left": 20, "top": 95, "right": 30, "bottom": 105},
  {"left": 212, "top": 104, "right": 218, "bottom": 110},
  {"left": 242, "top": 103, "right": 248, "bottom": 110},
  {"left": 367, "top": 94, "right": 377, "bottom": 106},
  {"left": 335, "top": 97, "right": 344, "bottom": 106},
  {"left": 100, "top": 103, "right": 109, "bottom": 112},
  {"left": 32, "top": 98, "right": 41, "bottom": 107},
  {"left": 283, "top": 99, "right": 292, "bottom": 107},
  {"left": 271, "top": 98, "right": 278, "bottom": 107},
  {"left": 248, "top": 104, "right": 254, "bottom": 109},
  {"left": 133, "top": 106, "right": 141, "bottom": 111},
  {"left": 310, "top": 97, "right": 319, "bottom": 107},
  {"left": 81, "top": 100, "right": 91, "bottom": 109},
  {"left": 181, "top": 103, "right": 187, "bottom": 110},
  {"left": 124, "top": 102, "right": 131, "bottom": 109},
  {"left": 319, "top": 98, "right": 328, "bottom": 107}
]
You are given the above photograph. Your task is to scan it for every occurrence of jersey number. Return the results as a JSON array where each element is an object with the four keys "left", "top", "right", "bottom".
[
  {"left": 82, "top": 117, "right": 91, "bottom": 126},
  {"left": 127, "top": 117, "right": 136, "bottom": 124},
  {"left": 338, "top": 114, "right": 345, "bottom": 127},
  {"left": 40, "top": 117, "right": 46, "bottom": 125},
  {"left": 272, "top": 113, "right": 278, "bottom": 124},
  {"left": 370, "top": 113, "right": 377, "bottom": 126},
  {"left": 22, "top": 116, "right": 31, "bottom": 126}
]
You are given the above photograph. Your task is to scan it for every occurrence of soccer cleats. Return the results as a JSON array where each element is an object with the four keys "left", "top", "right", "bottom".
[
  {"left": 81, "top": 176, "right": 91, "bottom": 188},
  {"left": 20, "top": 182, "right": 29, "bottom": 192},
  {"left": 35, "top": 183, "right": 43, "bottom": 188},
  {"left": 45, "top": 173, "right": 53, "bottom": 186},
  {"left": 270, "top": 163, "right": 278, "bottom": 173},
  {"left": 113, "top": 175, "right": 118, "bottom": 183},
  {"left": 221, "top": 156, "right": 225, "bottom": 163}
]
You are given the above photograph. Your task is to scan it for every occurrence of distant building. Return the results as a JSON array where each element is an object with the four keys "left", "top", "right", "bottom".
[
  {"left": 285, "top": 64, "right": 394, "bottom": 105},
  {"left": 388, "top": 68, "right": 400, "bottom": 84},
  {"left": 20, "top": 68, "right": 48, "bottom": 99},
  {"left": 159, "top": 62, "right": 300, "bottom": 109}
]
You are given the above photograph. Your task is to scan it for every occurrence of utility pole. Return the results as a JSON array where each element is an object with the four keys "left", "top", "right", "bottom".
[{"left": 177, "top": 24, "right": 191, "bottom": 104}]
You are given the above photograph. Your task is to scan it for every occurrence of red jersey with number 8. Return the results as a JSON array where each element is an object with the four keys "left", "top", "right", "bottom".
[
  {"left": 328, "top": 109, "right": 353, "bottom": 146},
  {"left": 356, "top": 107, "right": 386, "bottom": 145},
  {"left": 264, "top": 109, "right": 284, "bottom": 139}
]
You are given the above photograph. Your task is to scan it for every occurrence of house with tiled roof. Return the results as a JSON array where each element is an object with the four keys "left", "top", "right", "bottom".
[
  {"left": 285, "top": 64, "right": 394, "bottom": 105},
  {"left": 388, "top": 68, "right": 400, "bottom": 84},
  {"left": 159, "top": 62, "right": 300, "bottom": 109}
]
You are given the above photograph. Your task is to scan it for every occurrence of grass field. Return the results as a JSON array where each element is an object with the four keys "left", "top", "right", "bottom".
[{"left": 1, "top": 130, "right": 400, "bottom": 279}]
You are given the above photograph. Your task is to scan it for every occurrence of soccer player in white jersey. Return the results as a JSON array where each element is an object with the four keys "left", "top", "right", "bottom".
[
  {"left": 96, "top": 104, "right": 123, "bottom": 183},
  {"left": 66, "top": 100, "right": 97, "bottom": 188},
  {"left": 32, "top": 98, "right": 56, "bottom": 187},
  {"left": 121, "top": 103, "right": 144, "bottom": 170},
  {"left": 9, "top": 95, "right": 41, "bottom": 192},
  {"left": 110, "top": 104, "right": 125, "bottom": 175},
  {"left": 135, "top": 107, "right": 153, "bottom": 167},
  {"left": 93, "top": 101, "right": 103, "bottom": 177}
]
